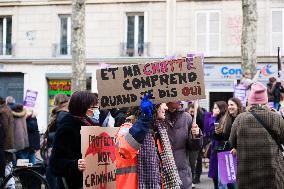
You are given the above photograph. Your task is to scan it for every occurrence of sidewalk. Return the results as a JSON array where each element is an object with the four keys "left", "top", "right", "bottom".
[{"left": 193, "top": 160, "right": 214, "bottom": 189}]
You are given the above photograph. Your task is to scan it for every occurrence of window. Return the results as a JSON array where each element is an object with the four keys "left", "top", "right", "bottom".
[
  {"left": 196, "top": 11, "right": 220, "bottom": 56},
  {"left": 59, "top": 15, "right": 71, "bottom": 55},
  {"left": 0, "top": 16, "right": 12, "bottom": 55},
  {"left": 272, "top": 10, "right": 283, "bottom": 55},
  {"left": 125, "top": 13, "right": 145, "bottom": 57}
]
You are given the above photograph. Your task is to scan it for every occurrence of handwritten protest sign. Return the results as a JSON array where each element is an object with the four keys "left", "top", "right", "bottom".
[
  {"left": 81, "top": 127, "right": 119, "bottom": 189},
  {"left": 23, "top": 89, "right": 38, "bottom": 107},
  {"left": 234, "top": 84, "right": 247, "bottom": 107},
  {"left": 218, "top": 151, "right": 237, "bottom": 185},
  {"left": 96, "top": 57, "right": 205, "bottom": 109}
]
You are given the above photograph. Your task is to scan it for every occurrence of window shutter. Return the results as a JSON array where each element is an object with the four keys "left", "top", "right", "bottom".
[
  {"left": 209, "top": 12, "right": 220, "bottom": 55},
  {"left": 272, "top": 11, "right": 282, "bottom": 55},
  {"left": 196, "top": 13, "right": 207, "bottom": 53}
]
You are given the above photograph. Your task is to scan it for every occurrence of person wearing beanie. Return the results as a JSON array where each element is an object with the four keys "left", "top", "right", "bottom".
[{"left": 229, "top": 82, "right": 284, "bottom": 189}]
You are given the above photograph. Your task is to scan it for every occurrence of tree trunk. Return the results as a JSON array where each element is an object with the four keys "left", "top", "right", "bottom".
[
  {"left": 71, "top": 0, "right": 86, "bottom": 92},
  {"left": 241, "top": 0, "right": 258, "bottom": 76}
]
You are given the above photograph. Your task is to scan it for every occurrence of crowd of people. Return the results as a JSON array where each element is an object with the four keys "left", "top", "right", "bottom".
[
  {"left": 1, "top": 76, "right": 284, "bottom": 189},
  {"left": 0, "top": 96, "right": 41, "bottom": 184}
]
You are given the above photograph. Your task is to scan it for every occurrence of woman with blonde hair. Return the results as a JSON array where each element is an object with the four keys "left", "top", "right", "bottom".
[{"left": 44, "top": 93, "right": 69, "bottom": 189}]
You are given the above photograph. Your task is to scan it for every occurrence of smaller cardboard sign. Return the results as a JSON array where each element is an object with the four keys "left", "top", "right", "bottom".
[
  {"left": 234, "top": 84, "right": 247, "bottom": 107},
  {"left": 218, "top": 151, "right": 237, "bottom": 185},
  {"left": 81, "top": 126, "right": 119, "bottom": 189},
  {"left": 23, "top": 90, "right": 38, "bottom": 107}
]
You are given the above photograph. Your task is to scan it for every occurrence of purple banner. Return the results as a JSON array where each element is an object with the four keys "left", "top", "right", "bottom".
[
  {"left": 234, "top": 84, "right": 247, "bottom": 107},
  {"left": 218, "top": 151, "right": 237, "bottom": 185},
  {"left": 23, "top": 90, "right": 38, "bottom": 108}
]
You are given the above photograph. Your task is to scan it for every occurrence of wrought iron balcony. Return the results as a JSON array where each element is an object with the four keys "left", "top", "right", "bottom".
[{"left": 120, "top": 42, "right": 150, "bottom": 57}]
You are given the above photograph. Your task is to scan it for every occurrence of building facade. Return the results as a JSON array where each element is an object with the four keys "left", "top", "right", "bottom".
[{"left": 0, "top": 0, "right": 282, "bottom": 131}]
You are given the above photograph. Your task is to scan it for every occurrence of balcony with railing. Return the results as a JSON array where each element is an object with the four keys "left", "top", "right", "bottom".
[
  {"left": 52, "top": 43, "right": 71, "bottom": 57},
  {"left": 0, "top": 43, "right": 14, "bottom": 56},
  {"left": 120, "top": 42, "right": 150, "bottom": 57}
]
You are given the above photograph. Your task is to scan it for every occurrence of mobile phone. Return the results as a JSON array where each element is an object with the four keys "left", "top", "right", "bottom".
[{"left": 214, "top": 122, "right": 220, "bottom": 129}]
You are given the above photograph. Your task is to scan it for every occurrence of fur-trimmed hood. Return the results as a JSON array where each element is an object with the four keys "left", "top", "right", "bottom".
[{"left": 11, "top": 104, "right": 26, "bottom": 118}]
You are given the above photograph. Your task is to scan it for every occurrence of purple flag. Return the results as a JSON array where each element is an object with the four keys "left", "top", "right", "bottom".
[{"left": 218, "top": 151, "right": 237, "bottom": 185}]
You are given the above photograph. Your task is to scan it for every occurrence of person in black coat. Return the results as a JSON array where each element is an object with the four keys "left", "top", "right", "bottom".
[
  {"left": 49, "top": 91, "right": 98, "bottom": 189},
  {"left": 26, "top": 109, "right": 40, "bottom": 165}
]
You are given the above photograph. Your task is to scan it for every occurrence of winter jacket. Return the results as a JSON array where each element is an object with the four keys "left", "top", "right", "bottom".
[
  {"left": 45, "top": 103, "right": 68, "bottom": 147},
  {"left": 49, "top": 113, "right": 88, "bottom": 189},
  {"left": 0, "top": 122, "right": 5, "bottom": 178},
  {"left": 11, "top": 108, "right": 29, "bottom": 151},
  {"left": 166, "top": 110, "right": 202, "bottom": 189},
  {"left": 0, "top": 104, "right": 14, "bottom": 150},
  {"left": 115, "top": 117, "right": 163, "bottom": 189},
  {"left": 229, "top": 107, "right": 284, "bottom": 189},
  {"left": 26, "top": 115, "right": 40, "bottom": 151}
]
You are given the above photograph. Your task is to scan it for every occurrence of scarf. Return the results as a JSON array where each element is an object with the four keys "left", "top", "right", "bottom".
[{"left": 137, "top": 120, "right": 182, "bottom": 189}]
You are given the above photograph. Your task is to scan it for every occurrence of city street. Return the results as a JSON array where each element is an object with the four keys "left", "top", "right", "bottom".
[
  {"left": 194, "top": 162, "right": 214, "bottom": 189},
  {"left": 195, "top": 171, "right": 214, "bottom": 189}
]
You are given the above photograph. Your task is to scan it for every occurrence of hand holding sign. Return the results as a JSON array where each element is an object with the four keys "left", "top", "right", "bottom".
[
  {"left": 191, "top": 123, "right": 200, "bottom": 138},
  {"left": 78, "top": 159, "right": 87, "bottom": 172},
  {"left": 140, "top": 93, "right": 154, "bottom": 120}
]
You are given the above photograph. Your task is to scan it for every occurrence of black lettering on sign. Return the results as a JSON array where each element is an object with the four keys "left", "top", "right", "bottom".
[
  {"left": 140, "top": 77, "right": 151, "bottom": 88},
  {"left": 109, "top": 68, "right": 118, "bottom": 79},
  {"left": 123, "top": 66, "right": 133, "bottom": 78},
  {"left": 101, "top": 94, "right": 137, "bottom": 108},
  {"left": 98, "top": 152, "right": 111, "bottom": 163},
  {"left": 150, "top": 75, "right": 158, "bottom": 87},
  {"left": 188, "top": 72, "right": 197, "bottom": 82},
  {"left": 159, "top": 74, "right": 169, "bottom": 85},
  {"left": 101, "top": 69, "right": 109, "bottom": 80},
  {"left": 177, "top": 73, "right": 187, "bottom": 84},
  {"left": 123, "top": 79, "right": 132, "bottom": 90},
  {"left": 140, "top": 90, "right": 155, "bottom": 99},
  {"left": 133, "top": 65, "right": 141, "bottom": 76},
  {"left": 132, "top": 78, "right": 141, "bottom": 89},
  {"left": 170, "top": 74, "right": 177, "bottom": 84}
]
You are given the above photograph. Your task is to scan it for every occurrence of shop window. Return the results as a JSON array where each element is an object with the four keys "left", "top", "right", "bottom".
[
  {"left": 47, "top": 78, "right": 91, "bottom": 114},
  {"left": 0, "top": 16, "right": 12, "bottom": 55}
]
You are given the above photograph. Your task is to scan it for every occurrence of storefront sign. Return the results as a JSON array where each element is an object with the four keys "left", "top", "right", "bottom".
[
  {"left": 23, "top": 89, "right": 38, "bottom": 107},
  {"left": 48, "top": 80, "right": 71, "bottom": 96},
  {"left": 96, "top": 57, "right": 206, "bottom": 109},
  {"left": 204, "top": 64, "right": 277, "bottom": 80},
  {"left": 81, "top": 127, "right": 119, "bottom": 189}
]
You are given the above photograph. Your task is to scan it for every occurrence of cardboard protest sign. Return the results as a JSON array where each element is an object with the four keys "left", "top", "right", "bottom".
[
  {"left": 234, "top": 84, "right": 247, "bottom": 107},
  {"left": 218, "top": 151, "right": 237, "bottom": 185},
  {"left": 23, "top": 89, "right": 38, "bottom": 107},
  {"left": 81, "top": 127, "right": 119, "bottom": 189},
  {"left": 96, "top": 57, "right": 205, "bottom": 109}
]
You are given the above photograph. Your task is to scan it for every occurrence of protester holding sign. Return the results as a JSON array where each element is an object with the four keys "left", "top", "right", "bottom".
[
  {"left": 115, "top": 95, "right": 182, "bottom": 189},
  {"left": 166, "top": 102, "right": 202, "bottom": 189},
  {"left": 207, "top": 101, "right": 228, "bottom": 189},
  {"left": 229, "top": 82, "right": 284, "bottom": 189},
  {"left": 214, "top": 98, "right": 243, "bottom": 189},
  {"left": 49, "top": 91, "right": 98, "bottom": 189}
]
